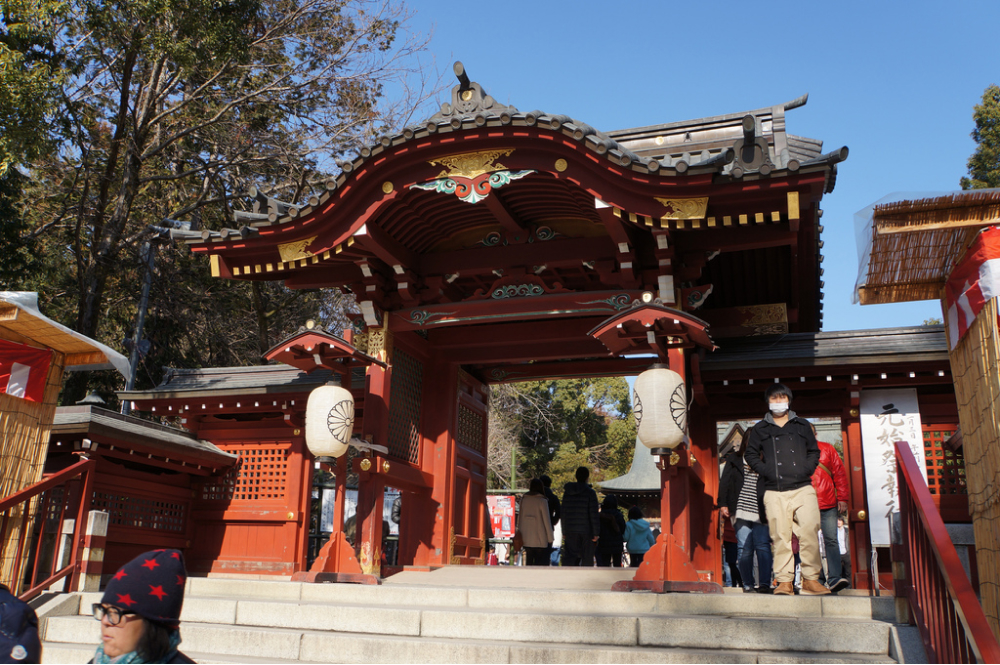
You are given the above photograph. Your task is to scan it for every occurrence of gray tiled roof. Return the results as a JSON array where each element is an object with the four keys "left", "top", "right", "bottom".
[
  {"left": 175, "top": 66, "right": 845, "bottom": 247},
  {"left": 53, "top": 406, "right": 236, "bottom": 464},
  {"left": 702, "top": 326, "right": 948, "bottom": 371},
  {"left": 119, "top": 364, "right": 339, "bottom": 400},
  {"left": 599, "top": 436, "right": 661, "bottom": 493}
]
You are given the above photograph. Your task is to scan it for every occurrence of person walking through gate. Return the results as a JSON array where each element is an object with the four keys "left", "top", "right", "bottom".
[
  {"left": 561, "top": 466, "right": 600, "bottom": 566},
  {"left": 596, "top": 495, "right": 626, "bottom": 567},
  {"left": 718, "top": 433, "right": 772, "bottom": 593},
  {"left": 744, "top": 383, "right": 830, "bottom": 596},
  {"left": 519, "top": 478, "right": 554, "bottom": 566},
  {"left": 623, "top": 506, "right": 656, "bottom": 567},
  {"left": 809, "top": 422, "right": 850, "bottom": 592}
]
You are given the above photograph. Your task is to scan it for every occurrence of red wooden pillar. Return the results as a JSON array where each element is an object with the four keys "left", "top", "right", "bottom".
[
  {"left": 842, "top": 395, "right": 874, "bottom": 592},
  {"left": 614, "top": 348, "right": 722, "bottom": 594},
  {"left": 413, "top": 354, "right": 459, "bottom": 567}
]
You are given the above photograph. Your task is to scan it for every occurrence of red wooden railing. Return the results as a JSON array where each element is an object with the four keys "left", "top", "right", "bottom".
[
  {"left": 0, "top": 456, "right": 96, "bottom": 600},
  {"left": 895, "top": 442, "right": 1000, "bottom": 663}
]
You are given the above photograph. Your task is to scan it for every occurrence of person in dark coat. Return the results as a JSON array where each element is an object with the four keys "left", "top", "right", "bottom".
[
  {"left": 595, "top": 495, "right": 626, "bottom": 567},
  {"left": 744, "top": 383, "right": 829, "bottom": 597},
  {"left": 561, "top": 466, "right": 599, "bottom": 566},
  {"left": 718, "top": 434, "right": 771, "bottom": 593},
  {"left": 0, "top": 582, "right": 41, "bottom": 663},
  {"left": 90, "top": 549, "right": 194, "bottom": 663}
]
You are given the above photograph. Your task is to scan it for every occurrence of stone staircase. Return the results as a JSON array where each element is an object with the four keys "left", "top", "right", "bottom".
[{"left": 36, "top": 567, "right": 925, "bottom": 663}]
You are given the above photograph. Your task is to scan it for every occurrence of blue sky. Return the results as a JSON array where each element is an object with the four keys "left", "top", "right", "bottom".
[{"left": 405, "top": 0, "right": 1000, "bottom": 332}]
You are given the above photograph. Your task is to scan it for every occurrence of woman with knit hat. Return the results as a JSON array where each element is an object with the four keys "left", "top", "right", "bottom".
[{"left": 90, "top": 549, "right": 193, "bottom": 663}]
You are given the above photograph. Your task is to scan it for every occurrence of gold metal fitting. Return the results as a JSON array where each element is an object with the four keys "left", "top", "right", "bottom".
[
  {"left": 857, "top": 510, "right": 866, "bottom": 520},
  {"left": 293, "top": 428, "right": 301, "bottom": 436},
  {"left": 382, "top": 460, "right": 391, "bottom": 473},
  {"left": 287, "top": 512, "right": 294, "bottom": 520},
  {"left": 669, "top": 451, "right": 680, "bottom": 466},
  {"left": 382, "top": 181, "right": 394, "bottom": 194},
  {"left": 360, "top": 458, "right": 372, "bottom": 471},
  {"left": 554, "top": 158, "right": 568, "bottom": 172},
  {"left": 689, "top": 453, "right": 697, "bottom": 465},
  {"left": 849, "top": 408, "right": 860, "bottom": 418}
]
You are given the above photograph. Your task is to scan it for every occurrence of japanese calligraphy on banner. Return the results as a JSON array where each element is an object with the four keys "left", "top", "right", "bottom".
[{"left": 860, "top": 388, "right": 926, "bottom": 546}]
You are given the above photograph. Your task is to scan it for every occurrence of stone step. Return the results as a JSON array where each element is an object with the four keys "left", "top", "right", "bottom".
[
  {"left": 41, "top": 642, "right": 310, "bottom": 664},
  {"left": 41, "top": 616, "right": 896, "bottom": 664},
  {"left": 47, "top": 597, "right": 893, "bottom": 656},
  {"left": 162, "top": 577, "right": 897, "bottom": 623}
]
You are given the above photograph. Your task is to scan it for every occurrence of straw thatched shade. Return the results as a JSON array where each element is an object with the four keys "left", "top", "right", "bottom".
[
  {"left": 0, "top": 292, "right": 127, "bottom": 591},
  {"left": 855, "top": 189, "right": 1000, "bottom": 305}
]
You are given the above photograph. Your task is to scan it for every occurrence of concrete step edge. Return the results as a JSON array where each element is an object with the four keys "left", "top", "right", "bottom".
[
  {"left": 44, "top": 614, "right": 893, "bottom": 657},
  {"left": 40, "top": 642, "right": 318, "bottom": 664}
]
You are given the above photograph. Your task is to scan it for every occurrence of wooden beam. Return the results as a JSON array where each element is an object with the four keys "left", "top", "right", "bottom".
[
  {"left": 483, "top": 192, "right": 529, "bottom": 242},
  {"left": 418, "top": 236, "right": 614, "bottom": 276}
]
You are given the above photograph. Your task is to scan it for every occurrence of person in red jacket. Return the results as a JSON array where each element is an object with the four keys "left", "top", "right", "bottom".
[{"left": 810, "top": 423, "right": 850, "bottom": 592}]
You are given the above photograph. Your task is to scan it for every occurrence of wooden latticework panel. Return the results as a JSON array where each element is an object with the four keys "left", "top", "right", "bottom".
[
  {"left": 200, "top": 442, "right": 291, "bottom": 503},
  {"left": 387, "top": 348, "right": 422, "bottom": 463},
  {"left": 92, "top": 490, "right": 186, "bottom": 532},
  {"left": 923, "top": 426, "right": 966, "bottom": 495},
  {"left": 457, "top": 403, "right": 485, "bottom": 453},
  {"left": 948, "top": 296, "right": 1000, "bottom": 639}
]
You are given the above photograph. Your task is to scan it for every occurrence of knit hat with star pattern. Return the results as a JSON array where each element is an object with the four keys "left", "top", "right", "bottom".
[{"left": 101, "top": 549, "right": 187, "bottom": 627}]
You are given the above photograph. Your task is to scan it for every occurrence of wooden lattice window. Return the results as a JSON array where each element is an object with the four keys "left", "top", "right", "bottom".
[
  {"left": 201, "top": 443, "right": 291, "bottom": 502},
  {"left": 923, "top": 426, "right": 967, "bottom": 495},
  {"left": 457, "top": 403, "right": 485, "bottom": 453},
  {"left": 91, "top": 491, "right": 186, "bottom": 532},
  {"left": 387, "top": 348, "right": 422, "bottom": 463}
]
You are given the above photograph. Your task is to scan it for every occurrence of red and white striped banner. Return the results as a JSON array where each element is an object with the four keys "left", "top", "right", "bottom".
[
  {"left": 945, "top": 226, "right": 1000, "bottom": 350},
  {"left": 0, "top": 339, "right": 52, "bottom": 402}
]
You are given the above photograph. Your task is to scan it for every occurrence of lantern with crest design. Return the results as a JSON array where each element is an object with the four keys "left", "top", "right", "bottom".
[
  {"left": 305, "top": 385, "right": 355, "bottom": 463},
  {"left": 633, "top": 365, "right": 687, "bottom": 452}
]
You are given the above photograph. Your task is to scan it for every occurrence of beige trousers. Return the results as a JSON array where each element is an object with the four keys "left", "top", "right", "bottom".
[{"left": 763, "top": 484, "right": 823, "bottom": 583}]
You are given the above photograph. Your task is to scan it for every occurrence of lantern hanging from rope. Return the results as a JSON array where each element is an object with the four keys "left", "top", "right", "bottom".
[
  {"left": 633, "top": 365, "right": 687, "bottom": 451},
  {"left": 306, "top": 384, "right": 355, "bottom": 463}
]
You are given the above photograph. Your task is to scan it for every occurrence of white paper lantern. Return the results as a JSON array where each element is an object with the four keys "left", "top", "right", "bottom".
[
  {"left": 633, "top": 366, "right": 687, "bottom": 450},
  {"left": 306, "top": 385, "right": 355, "bottom": 460}
]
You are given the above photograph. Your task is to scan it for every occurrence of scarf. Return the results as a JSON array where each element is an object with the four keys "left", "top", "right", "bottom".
[{"left": 92, "top": 629, "right": 182, "bottom": 664}]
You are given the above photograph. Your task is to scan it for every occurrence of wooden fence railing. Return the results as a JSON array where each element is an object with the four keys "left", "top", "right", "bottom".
[
  {"left": 896, "top": 441, "right": 1000, "bottom": 663},
  {"left": 0, "top": 456, "right": 96, "bottom": 600}
]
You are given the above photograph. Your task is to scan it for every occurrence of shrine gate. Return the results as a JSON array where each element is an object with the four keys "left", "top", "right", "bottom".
[{"left": 155, "top": 63, "right": 853, "bottom": 583}]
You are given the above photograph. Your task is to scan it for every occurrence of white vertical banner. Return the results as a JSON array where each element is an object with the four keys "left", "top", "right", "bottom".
[{"left": 860, "top": 388, "right": 926, "bottom": 547}]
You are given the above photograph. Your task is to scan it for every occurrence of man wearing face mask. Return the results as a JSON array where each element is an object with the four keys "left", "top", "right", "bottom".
[{"left": 744, "top": 384, "right": 830, "bottom": 596}]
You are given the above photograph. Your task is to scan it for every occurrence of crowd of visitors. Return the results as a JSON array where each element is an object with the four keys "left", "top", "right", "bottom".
[
  {"left": 509, "top": 465, "right": 657, "bottom": 568},
  {"left": 719, "top": 383, "right": 851, "bottom": 595}
]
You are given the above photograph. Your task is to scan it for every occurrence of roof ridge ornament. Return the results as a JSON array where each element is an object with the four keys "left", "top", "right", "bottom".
[{"left": 430, "top": 61, "right": 518, "bottom": 124}]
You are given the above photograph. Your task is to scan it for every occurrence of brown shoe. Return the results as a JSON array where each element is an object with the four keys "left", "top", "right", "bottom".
[
  {"left": 800, "top": 579, "right": 831, "bottom": 595},
  {"left": 773, "top": 582, "right": 795, "bottom": 595}
]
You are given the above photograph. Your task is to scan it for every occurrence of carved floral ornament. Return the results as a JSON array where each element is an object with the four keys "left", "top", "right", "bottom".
[
  {"left": 655, "top": 197, "right": 709, "bottom": 220},
  {"left": 409, "top": 149, "right": 535, "bottom": 204}
]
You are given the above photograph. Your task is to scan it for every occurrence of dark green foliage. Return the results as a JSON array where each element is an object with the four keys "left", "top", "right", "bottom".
[{"left": 962, "top": 84, "right": 1000, "bottom": 190}]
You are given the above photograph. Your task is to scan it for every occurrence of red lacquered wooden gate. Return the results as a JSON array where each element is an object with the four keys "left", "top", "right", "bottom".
[
  {"left": 91, "top": 462, "right": 192, "bottom": 575},
  {"left": 189, "top": 438, "right": 311, "bottom": 575},
  {"left": 451, "top": 372, "right": 488, "bottom": 564}
]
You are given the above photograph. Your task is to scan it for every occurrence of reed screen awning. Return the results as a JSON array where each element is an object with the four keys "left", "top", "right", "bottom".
[
  {"left": 854, "top": 189, "right": 1000, "bottom": 305},
  {"left": 0, "top": 292, "right": 129, "bottom": 375}
]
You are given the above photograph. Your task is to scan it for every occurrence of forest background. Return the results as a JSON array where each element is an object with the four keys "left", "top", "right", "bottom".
[
  {"left": 0, "top": 0, "right": 640, "bottom": 491},
  {"left": 2, "top": 0, "right": 996, "bottom": 492}
]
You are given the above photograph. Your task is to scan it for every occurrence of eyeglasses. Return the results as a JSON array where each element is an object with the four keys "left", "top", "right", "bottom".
[{"left": 92, "top": 604, "right": 136, "bottom": 625}]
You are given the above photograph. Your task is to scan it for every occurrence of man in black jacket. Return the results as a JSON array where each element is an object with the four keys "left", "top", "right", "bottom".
[
  {"left": 744, "top": 383, "right": 830, "bottom": 596},
  {"left": 561, "top": 466, "right": 599, "bottom": 566}
]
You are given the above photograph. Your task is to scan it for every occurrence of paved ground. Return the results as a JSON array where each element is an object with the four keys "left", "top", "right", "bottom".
[{"left": 385, "top": 565, "right": 641, "bottom": 590}]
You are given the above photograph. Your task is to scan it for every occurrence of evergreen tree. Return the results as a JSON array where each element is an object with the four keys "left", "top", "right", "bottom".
[{"left": 961, "top": 84, "right": 1000, "bottom": 190}]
